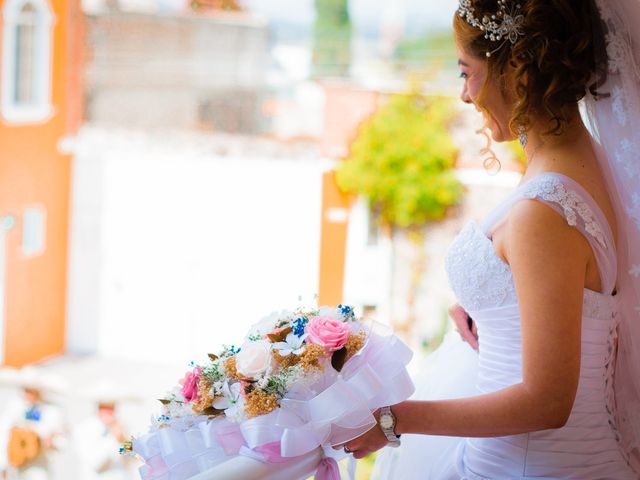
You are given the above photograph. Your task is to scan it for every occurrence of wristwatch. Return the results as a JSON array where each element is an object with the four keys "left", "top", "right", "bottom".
[{"left": 378, "top": 405, "right": 401, "bottom": 447}]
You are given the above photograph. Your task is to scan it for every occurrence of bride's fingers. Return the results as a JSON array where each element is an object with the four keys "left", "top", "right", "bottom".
[
  {"left": 449, "top": 304, "right": 479, "bottom": 349},
  {"left": 451, "top": 308, "right": 471, "bottom": 334},
  {"left": 450, "top": 305, "right": 469, "bottom": 328},
  {"left": 352, "top": 450, "right": 369, "bottom": 459},
  {"left": 468, "top": 325, "right": 479, "bottom": 350},
  {"left": 459, "top": 326, "right": 478, "bottom": 350}
]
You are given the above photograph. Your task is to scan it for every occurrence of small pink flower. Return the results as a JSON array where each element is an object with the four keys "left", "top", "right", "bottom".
[
  {"left": 180, "top": 367, "right": 202, "bottom": 403},
  {"left": 305, "top": 316, "right": 350, "bottom": 352}
]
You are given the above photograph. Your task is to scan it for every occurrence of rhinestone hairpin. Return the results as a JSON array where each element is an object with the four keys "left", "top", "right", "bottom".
[{"left": 458, "top": 0, "right": 525, "bottom": 57}]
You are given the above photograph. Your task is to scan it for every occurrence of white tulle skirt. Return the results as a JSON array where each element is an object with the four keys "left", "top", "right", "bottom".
[{"left": 373, "top": 333, "right": 480, "bottom": 480}]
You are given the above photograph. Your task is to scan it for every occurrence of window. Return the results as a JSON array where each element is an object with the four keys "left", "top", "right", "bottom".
[{"left": 2, "top": 0, "right": 54, "bottom": 123}]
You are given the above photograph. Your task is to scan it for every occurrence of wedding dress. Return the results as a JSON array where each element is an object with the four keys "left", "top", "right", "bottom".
[{"left": 375, "top": 172, "right": 638, "bottom": 479}]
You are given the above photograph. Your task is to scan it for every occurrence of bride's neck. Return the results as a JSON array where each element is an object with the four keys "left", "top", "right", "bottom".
[{"left": 523, "top": 110, "right": 589, "bottom": 170}]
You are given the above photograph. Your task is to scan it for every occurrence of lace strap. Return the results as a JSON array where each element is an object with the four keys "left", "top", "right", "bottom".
[{"left": 482, "top": 172, "right": 618, "bottom": 295}]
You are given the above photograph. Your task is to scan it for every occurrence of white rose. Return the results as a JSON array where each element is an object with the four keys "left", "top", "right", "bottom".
[{"left": 235, "top": 340, "right": 271, "bottom": 379}]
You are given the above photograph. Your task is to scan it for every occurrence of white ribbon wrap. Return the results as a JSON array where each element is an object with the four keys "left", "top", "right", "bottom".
[{"left": 133, "top": 329, "right": 414, "bottom": 479}]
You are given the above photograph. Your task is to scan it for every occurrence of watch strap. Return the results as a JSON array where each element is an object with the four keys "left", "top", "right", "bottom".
[{"left": 379, "top": 405, "right": 401, "bottom": 444}]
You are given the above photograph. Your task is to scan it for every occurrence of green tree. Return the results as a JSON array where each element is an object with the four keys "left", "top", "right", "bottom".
[
  {"left": 336, "top": 90, "right": 463, "bottom": 339},
  {"left": 313, "top": 0, "right": 352, "bottom": 78},
  {"left": 337, "top": 91, "right": 462, "bottom": 230}
]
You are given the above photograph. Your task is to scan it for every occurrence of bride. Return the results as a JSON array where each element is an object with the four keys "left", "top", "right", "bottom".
[{"left": 341, "top": 0, "right": 640, "bottom": 478}]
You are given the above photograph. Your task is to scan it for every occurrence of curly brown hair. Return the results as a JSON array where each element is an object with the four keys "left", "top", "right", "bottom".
[{"left": 453, "top": 0, "right": 607, "bottom": 136}]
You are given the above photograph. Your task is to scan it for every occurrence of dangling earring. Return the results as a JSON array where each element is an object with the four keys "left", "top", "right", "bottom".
[{"left": 518, "top": 125, "right": 528, "bottom": 148}]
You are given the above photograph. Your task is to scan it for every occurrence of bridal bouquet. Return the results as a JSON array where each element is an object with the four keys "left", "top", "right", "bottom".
[{"left": 123, "top": 305, "right": 414, "bottom": 480}]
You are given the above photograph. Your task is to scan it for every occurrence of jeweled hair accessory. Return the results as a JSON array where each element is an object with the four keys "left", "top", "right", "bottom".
[{"left": 458, "top": 0, "right": 525, "bottom": 57}]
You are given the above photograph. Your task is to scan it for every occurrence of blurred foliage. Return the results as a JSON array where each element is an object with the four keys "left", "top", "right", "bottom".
[
  {"left": 336, "top": 90, "right": 463, "bottom": 231},
  {"left": 505, "top": 140, "right": 526, "bottom": 172},
  {"left": 357, "top": 452, "right": 378, "bottom": 479},
  {"left": 421, "top": 304, "right": 453, "bottom": 353},
  {"left": 313, "top": 0, "right": 352, "bottom": 77},
  {"left": 394, "top": 30, "right": 458, "bottom": 69},
  {"left": 190, "top": 0, "right": 242, "bottom": 11}
]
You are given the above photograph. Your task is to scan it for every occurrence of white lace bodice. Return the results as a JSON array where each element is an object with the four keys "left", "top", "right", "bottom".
[
  {"left": 445, "top": 173, "right": 617, "bottom": 312},
  {"left": 445, "top": 221, "right": 515, "bottom": 312},
  {"left": 443, "top": 172, "right": 636, "bottom": 479}
]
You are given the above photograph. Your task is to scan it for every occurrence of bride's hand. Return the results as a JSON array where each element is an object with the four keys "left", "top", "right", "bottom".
[
  {"left": 333, "top": 409, "right": 389, "bottom": 459},
  {"left": 449, "top": 303, "right": 478, "bottom": 350}
]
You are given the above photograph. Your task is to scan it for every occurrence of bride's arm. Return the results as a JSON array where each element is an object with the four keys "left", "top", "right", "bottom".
[
  {"left": 345, "top": 200, "right": 593, "bottom": 457},
  {"left": 402, "top": 199, "right": 592, "bottom": 435},
  {"left": 398, "top": 200, "right": 591, "bottom": 435}
]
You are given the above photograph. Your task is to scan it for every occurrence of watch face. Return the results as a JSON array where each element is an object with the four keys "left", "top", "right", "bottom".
[{"left": 380, "top": 414, "right": 394, "bottom": 430}]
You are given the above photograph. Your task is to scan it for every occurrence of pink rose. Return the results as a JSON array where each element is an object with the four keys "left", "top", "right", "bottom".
[
  {"left": 305, "top": 315, "right": 350, "bottom": 352},
  {"left": 180, "top": 367, "right": 202, "bottom": 403}
]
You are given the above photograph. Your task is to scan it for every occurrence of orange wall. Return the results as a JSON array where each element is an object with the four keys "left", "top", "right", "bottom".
[
  {"left": 317, "top": 84, "right": 379, "bottom": 307},
  {"left": 0, "top": 0, "right": 82, "bottom": 366},
  {"left": 317, "top": 170, "right": 351, "bottom": 307}
]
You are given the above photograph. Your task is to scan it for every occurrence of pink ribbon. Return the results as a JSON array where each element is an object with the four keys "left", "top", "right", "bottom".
[
  {"left": 240, "top": 441, "right": 293, "bottom": 464},
  {"left": 315, "top": 457, "right": 341, "bottom": 480},
  {"left": 141, "top": 455, "right": 168, "bottom": 480},
  {"left": 215, "top": 422, "right": 246, "bottom": 456}
]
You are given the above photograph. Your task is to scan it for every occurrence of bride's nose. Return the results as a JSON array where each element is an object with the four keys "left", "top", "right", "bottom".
[{"left": 460, "top": 84, "right": 473, "bottom": 105}]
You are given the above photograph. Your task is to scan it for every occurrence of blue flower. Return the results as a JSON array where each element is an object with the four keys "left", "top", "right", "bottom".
[
  {"left": 292, "top": 317, "right": 308, "bottom": 337},
  {"left": 338, "top": 304, "right": 354, "bottom": 320},
  {"left": 221, "top": 345, "right": 242, "bottom": 357}
]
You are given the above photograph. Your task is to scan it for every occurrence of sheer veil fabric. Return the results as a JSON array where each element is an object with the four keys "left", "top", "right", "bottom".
[{"left": 583, "top": 0, "right": 640, "bottom": 472}]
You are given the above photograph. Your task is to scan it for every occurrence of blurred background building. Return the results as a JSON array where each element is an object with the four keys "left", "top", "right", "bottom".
[{"left": 0, "top": 0, "right": 524, "bottom": 478}]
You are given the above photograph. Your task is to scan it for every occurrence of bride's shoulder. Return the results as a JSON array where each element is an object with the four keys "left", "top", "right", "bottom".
[
  {"left": 500, "top": 196, "right": 594, "bottom": 278},
  {"left": 521, "top": 164, "right": 618, "bottom": 245}
]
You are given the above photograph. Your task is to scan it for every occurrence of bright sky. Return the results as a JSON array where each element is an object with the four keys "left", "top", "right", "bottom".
[{"left": 241, "top": 0, "right": 458, "bottom": 34}]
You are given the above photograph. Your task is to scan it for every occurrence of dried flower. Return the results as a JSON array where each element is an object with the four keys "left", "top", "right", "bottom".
[
  {"left": 345, "top": 332, "right": 366, "bottom": 361},
  {"left": 245, "top": 390, "right": 279, "bottom": 419},
  {"left": 298, "top": 344, "right": 328, "bottom": 372},
  {"left": 272, "top": 349, "right": 299, "bottom": 369},
  {"left": 224, "top": 356, "right": 239, "bottom": 380},
  {"left": 191, "top": 379, "right": 214, "bottom": 414}
]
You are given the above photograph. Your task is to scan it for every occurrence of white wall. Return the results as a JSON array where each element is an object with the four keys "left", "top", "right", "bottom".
[
  {"left": 67, "top": 127, "right": 325, "bottom": 364},
  {"left": 342, "top": 198, "right": 393, "bottom": 323}
]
